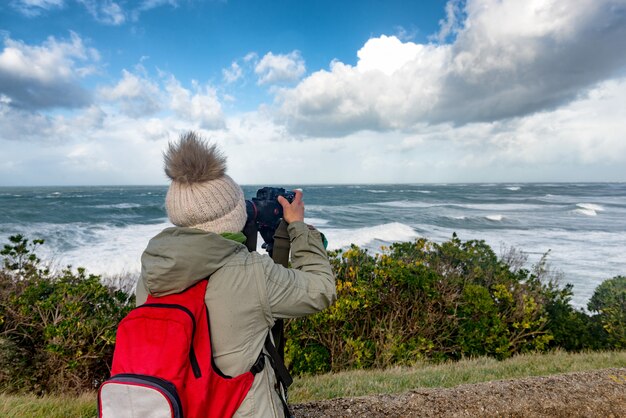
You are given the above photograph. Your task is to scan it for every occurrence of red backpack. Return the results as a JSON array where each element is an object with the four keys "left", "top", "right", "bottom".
[{"left": 98, "top": 279, "right": 265, "bottom": 418}]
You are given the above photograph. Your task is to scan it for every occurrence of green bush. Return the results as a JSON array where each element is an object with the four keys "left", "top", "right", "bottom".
[
  {"left": 285, "top": 235, "right": 559, "bottom": 375},
  {"left": 0, "top": 235, "right": 134, "bottom": 394},
  {"left": 588, "top": 276, "right": 626, "bottom": 348}
]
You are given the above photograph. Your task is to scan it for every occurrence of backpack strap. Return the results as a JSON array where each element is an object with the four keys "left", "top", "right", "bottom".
[
  {"left": 264, "top": 333, "right": 294, "bottom": 418},
  {"left": 249, "top": 350, "right": 266, "bottom": 375},
  {"left": 264, "top": 333, "right": 293, "bottom": 387}
]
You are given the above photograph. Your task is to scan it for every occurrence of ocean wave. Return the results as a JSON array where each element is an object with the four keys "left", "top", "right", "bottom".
[
  {"left": 366, "top": 190, "right": 389, "bottom": 193},
  {"left": 0, "top": 221, "right": 172, "bottom": 278},
  {"left": 505, "top": 186, "right": 521, "bottom": 191},
  {"left": 304, "top": 217, "right": 329, "bottom": 226},
  {"left": 574, "top": 208, "right": 596, "bottom": 216},
  {"left": 485, "top": 215, "right": 504, "bottom": 221},
  {"left": 396, "top": 189, "right": 431, "bottom": 194},
  {"left": 576, "top": 203, "right": 604, "bottom": 212},
  {"left": 94, "top": 203, "right": 143, "bottom": 209},
  {"left": 324, "top": 222, "right": 418, "bottom": 250},
  {"left": 306, "top": 204, "right": 351, "bottom": 212},
  {"left": 573, "top": 203, "right": 604, "bottom": 217},
  {"left": 372, "top": 200, "right": 439, "bottom": 208},
  {"left": 458, "top": 203, "right": 545, "bottom": 211}
]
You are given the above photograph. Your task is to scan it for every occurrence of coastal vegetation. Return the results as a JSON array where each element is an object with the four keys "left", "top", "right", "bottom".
[
  {"left": 285, "top": 236, "right": 625, "bottom": 374},
  {"left": 0, "top": 234, "right": 624, "bottom": 397}
]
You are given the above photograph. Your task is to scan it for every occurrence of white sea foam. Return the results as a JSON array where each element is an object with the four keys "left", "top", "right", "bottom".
[
  {"left": 366, "top": 190, "right": 389, "bottom": 193},
  {"left": 573, "top": 203, "right": 604, "bottom": 217},
  {"left": 94, "top": 203, "right": 143, "bottom": 209},
  {"left": 486, "top": 214, "right": 504, "bottom": 221},
  {"left": 304, "top": 217, "right": 329, "bottom": 226},
  {"left": 59, "top": 222, "right": 172, "bottom": 278},
  {"left": 397, "top": 189, "right": 432, "bottom": 194},
  {"left": 459, "top": 203, "right": 545, "bottom": 211},
  {"left": 506, "top": 186, "right": 521, "bottom": 191},
  {"left": 372, "top": 200, "right": 438, "bottom": 208},
  {"left": 1, "top": 221, "right": 171, "bottom": 280},
  {"left": 324, "top": 222, "right": 418, "bottom": 250},
  {"left": 576, "top": 203, "right": 604, "bottom": 212},
  {"left": 574, "top": 208, "right": 597, "bottom": 216}
]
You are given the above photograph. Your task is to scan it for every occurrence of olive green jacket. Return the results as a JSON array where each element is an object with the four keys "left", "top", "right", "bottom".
[{"left": 136, "top": 221, "right": 336, "bottom": 417}]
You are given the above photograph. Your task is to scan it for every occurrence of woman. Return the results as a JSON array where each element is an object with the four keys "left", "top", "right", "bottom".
[{"left": 135, "top": 131, "right": 336, "bottom": 417}]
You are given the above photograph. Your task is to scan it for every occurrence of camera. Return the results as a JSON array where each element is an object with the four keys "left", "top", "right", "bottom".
[{"left": 245, "top": 187, "right": 296, "bottom": 253}]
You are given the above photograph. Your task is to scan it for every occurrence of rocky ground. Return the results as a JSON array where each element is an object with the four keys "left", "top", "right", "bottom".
[{"left": 292, "top": 368, "right": 626, "bottom": 417}]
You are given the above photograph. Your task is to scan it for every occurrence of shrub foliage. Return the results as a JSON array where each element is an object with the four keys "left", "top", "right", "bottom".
[
  {"left": 587, "top": 276, "right": 626, "bottom": 348},
  {"left": 285, "top": 235, "right": 624, "bottom": 375},
  {"left": 0, "top": 235, "right": 134, "bottom": 394}
]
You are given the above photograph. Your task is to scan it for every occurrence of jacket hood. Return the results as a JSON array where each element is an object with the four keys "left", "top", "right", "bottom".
[{"left": 141, "top": 226, "right": 246, "bottom": 297}]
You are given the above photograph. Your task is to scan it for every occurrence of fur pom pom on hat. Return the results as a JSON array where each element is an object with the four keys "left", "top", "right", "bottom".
[{"left": 164, "top": 131, "right": 247, "bottom": 234}]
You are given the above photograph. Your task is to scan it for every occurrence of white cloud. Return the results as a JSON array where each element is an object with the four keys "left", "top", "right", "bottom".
[
  {"left": 10, "top": 0, "right": 65, "bottom": 17},
  {"left": 77, "top": 0, "right": 125, "bottom": 25},
  {"left": 276, "top": 0, "right": 626, "bottom": 137},
  {"left": 11, "top": 0, "right": 181, "bottom": 24},
  {"left": 0, "top": 32, "right": 98, "bottom": 110},
  {"left": 243, "top": 52, "right": 258, "bottom": 62},
  {"left": 2, "top": 0, "right": 625, "bottom": 185},
  {"left": 0, "top": 102, "right": 54, "bottom": 141},
  {"left": 432, "top": 0, "right": 464, "bottom": 43},
  {"left": 222, "top": 61, "right": 243, "bottom": 84},
  {"left": 97, "top": 66, "right": 227, "bottom": 128},
  {"left": 165, "top": 77, "right": 225, "bottom": 130},
  {"left": 1, "top": 76, "right": 625, "bottom": 185},
  {"left": 130, "top": 0, "right": 179, "bottom": 21},
  {"left": 356, "top": 35, "right": 427, "bottom": 76},
  {"left": 255, "top": 51, "right": 306, "bottom": 85},
  {"left": 99, "top": 69, "right": 162, "bottom": 117}
]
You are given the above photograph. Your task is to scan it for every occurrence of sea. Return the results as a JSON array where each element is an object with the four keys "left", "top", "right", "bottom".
[{"left": 1, "top": 183, "right": 624, "bottom": 309}]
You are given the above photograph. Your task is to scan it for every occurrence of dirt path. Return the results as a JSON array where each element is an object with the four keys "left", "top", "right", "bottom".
[{"left": 292, "top": 368, "right": 626, "bottom": 417}]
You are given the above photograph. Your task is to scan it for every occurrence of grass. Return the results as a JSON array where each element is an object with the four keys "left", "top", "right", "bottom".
[
  {"left": 1, "top": 350, "right": 625, "bottom": 417},
  {"left": 0, "top": 392, "right": 95, "bottom": 418},
  {"left": 288, "top": 349, "right": 626, "bottom": 402}
]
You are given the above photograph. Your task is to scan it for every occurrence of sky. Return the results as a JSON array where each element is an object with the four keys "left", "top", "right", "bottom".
[{"left": 0, "top": 0, "right": 625, "bottom": 186}]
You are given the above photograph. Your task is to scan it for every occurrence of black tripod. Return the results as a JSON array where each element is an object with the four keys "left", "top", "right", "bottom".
[
  {"left": 243, "top": 218, "right": 294, "bottom": 417},
  {"left": 243, "top": 219, "right": 290, "bottom": 357}
]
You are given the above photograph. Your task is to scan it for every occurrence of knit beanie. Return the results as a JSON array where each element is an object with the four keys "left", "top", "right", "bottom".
[{"left": 163, "top": 131, "right": 247, "bottom": 234}]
